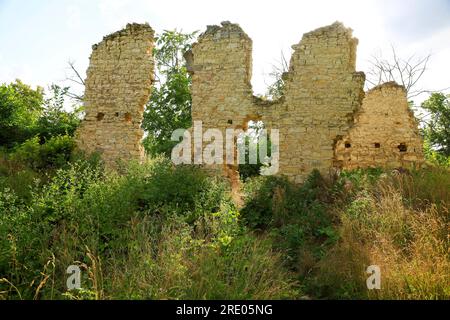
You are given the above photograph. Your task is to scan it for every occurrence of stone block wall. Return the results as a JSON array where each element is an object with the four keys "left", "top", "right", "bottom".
[
  {"left": 187, "top": 21, "right": 258, "bottom": 182},
  {"left": 279, "top": 22, "right": 366, "bottom": 182},
  {"left": 75, "top": 21, "right": 424, "bottom": 181},
  {"left": 188, "top": 21, "right": 368, "bottom": 183},
  {"left": 334, "top": 82, "right": 424, "bottom": 169},
  {"left": 75, "top": 23, "right": 155, "bottom": 167}
]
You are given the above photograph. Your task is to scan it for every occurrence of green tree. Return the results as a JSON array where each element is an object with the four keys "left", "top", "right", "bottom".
[
  {"left": 421, "top": 93, "right": 450, "bottom": 157},
  {"left": 265, "top": 51, "right": 289, "bottom": 101},
  {"left": 36, "top": 84, "right": 82, "bottom": 141},
  {"left": 238, "top": 121, "right": 272, "bottom": 180},
  {"left": 142, "top": 30, "right": 197, "bottom": 156},
  {"left": 0, "top": 80, "right": 44, "bottom": 147}
]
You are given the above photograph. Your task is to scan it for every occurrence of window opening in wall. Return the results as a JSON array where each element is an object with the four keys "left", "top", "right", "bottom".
[
  {"left": 345, "top": 143, "right": 351, "bottom": 148},
  {"left": 96, "top": 112, "right": 105, "bottom": 121},
  {"left": 374, "top": 143, "right": 381, "bottom": 148},
  {"left": 237, "top": 120, "right": 270, "bottom": 180},
  {"left": 398, "top": 143, "right": 407, "bottom": 152}
]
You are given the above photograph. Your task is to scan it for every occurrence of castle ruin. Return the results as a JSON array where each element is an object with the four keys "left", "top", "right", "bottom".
[
  {"left": 75, "top": 23, "right": 155, "bottom": 167},
  {"left": 75, "top": 21, "right": 424, "bottom": 181}
]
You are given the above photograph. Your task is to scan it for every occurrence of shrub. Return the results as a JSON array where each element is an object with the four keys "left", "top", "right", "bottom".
[
  {"left": 241, "top": 171, "right": 338, "bottom": 277},
  {"left": 10, "top": 135, "right": 75, "bottom": 170},
  {"left": 138, "top": 158, "right": 231, "bottom": 222},
  {"left": 0, "top": 80, "right": 44, "bottom": 148},
  {"left": 0, "top": 157, "right": 298, "bottom": 300}
]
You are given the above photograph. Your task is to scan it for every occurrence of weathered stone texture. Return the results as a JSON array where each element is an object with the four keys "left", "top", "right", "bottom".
[
  {"left": 280, "top": 22, "right": 365, "bottom": 182},
  {"left": 188, "top": 21, "right": 367, "bottom": 183},
  {"left": 76, "top": 21, "right": 424, "bottom": 181},
  {"left": 335, "top": 82, "right": 424, "bottom": 170},
  {"left": 187, "top": 21, "right": 256, "bottom": 180},
  {"left": 75, "top": 23, "right": 154, "bottom": 167}
]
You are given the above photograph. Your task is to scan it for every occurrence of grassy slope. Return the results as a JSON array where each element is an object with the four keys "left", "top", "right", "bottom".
[{"left": 0, "top": 153, "right": 448, "bottom": 300}]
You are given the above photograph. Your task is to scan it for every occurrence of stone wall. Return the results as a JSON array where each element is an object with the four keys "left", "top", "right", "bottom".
[
  {"left": 188, "top": 21, "right": 367, "bottom": 183},
  {"left": 187, "top": 21, "right": 257, "bottom": 184},
  {"left": 75, "top": 23, "right": 154, "bottom": 167},
  {"left": 334, "top": 82, "right": 424, "bottom": 170},
  {"left": 279, "top": 22, "right": 366, "bottom": 182},
  {"left": 76, "top": 21, "right": 424, "bottom": 181}
]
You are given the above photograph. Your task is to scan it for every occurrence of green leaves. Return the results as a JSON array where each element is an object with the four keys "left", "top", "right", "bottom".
[
  {"left": 36, "top": 84, "right": 81, "bottom": 141},
  {"left": 153, "top": 30, "right": 198, "bottom": 74},
  {"left": 142, "top": 30, "right": 198, "bottom": 157},
  {"left": 10, "top": 135, "right": 76, "bottom": 170},
  {"left": 0, "top": 80, "right": 44, "bottom": 147},
  {"left": 0, "top": 80, "right": 81, "bottom": 149},
  {"left": 421, "top": 93, "right": 450, "bottom": 157}
]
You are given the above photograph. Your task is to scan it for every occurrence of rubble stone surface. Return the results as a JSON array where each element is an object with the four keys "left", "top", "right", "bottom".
[
  {"left": 76, "top": 21, "right": 423, "bottom": 181},
  {"left": 75, "top": 23, "right": 155, "bottom": 167}
]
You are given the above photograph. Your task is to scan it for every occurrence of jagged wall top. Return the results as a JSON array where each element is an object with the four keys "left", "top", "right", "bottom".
[
  {"left": 92, "top": 23, "right": 154, "bottom": 51},
  {"left": 76, "top": 22, "right": 155, "bottom": 167},
  {"left": 198, "top": 21, "right": 251, "bottom": 42}
]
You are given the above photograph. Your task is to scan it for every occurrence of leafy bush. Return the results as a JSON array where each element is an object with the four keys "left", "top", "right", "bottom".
[
  {"left": 0, "top": 80, "right": 44, "bottom": 147},
  {"left": 241, "top": 171, "right": 337, "bottom": 276},
  {"left": 0, "top": 81, "right": 80, "bottom": 150},
  {"left": 239, "top": 176, "right": 289, "bottom": 229},
  {"left": 0, "top": 157, "right": 298, "bottom": 300},
  {"left": 421, "top": 93, "right": 450, "bottom": 157},
  {"left": 138, "top": 158, "right": 229, "bottom": 222},
  {"left": 35, "top": 85, "right": 81, "bottom": 141},
  {"left": 424, "top": 140, "right": 450, "bottom": 167},
  {"left": 10, "top": 135, "right": 75, "bottom": 170}
]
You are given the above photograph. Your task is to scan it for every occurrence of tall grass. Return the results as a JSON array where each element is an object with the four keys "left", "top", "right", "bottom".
[
  {"left": 309, "top": 168, "right": 449, "bottom": 299},
  {"left": 0, "top": 157, "right": 297, "bottom": 300},
  {"left": 1, "top": 150, "right": 448, "bottom": 300}
]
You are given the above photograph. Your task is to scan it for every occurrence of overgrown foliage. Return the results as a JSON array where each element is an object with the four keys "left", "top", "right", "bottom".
[
  {"left": 142, "top": 30, "right": 197, "bottom": 156},
  {"left": 1, "top": 145, "right": 449, "bottom": 300},
  {"left": 0, "top": 81, "right": 81, "bottom": 149},
  {"left": 421, "top": 93, "right": 450, "bottom": 158},
  {"left": 0, "top": 80, "right": 44, "bottom": 147},
  {"left": 309, "top": 168, "right": 449, "bottom": 299},
  {"left": 1, "top": 71, "right": 449, "bottom": 300},
  {"left": 241, "top": 167, "right": 449, "bottom": 300},
  {"left": 0, "top": 157, "right": 297, "bottom": 300}
]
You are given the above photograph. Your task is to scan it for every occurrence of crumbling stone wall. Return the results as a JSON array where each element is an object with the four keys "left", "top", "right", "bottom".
[
  {"left": 75, "top": 23, "right": 154, "bottom": 167},
  {"left": 335, "top": 82, "right": 424, "bottom": 170},
  {"left": 187, "top": 21, "right": 259, "bottom": 184},
  {"left": 279, "top": 23, "right": 365, "bottom": 182},
  {"left": 188, "top": 21, "right": 366, "bottom": 183},
  {"left": 77, "top": 21, "right": 424, "bottom": 181}
]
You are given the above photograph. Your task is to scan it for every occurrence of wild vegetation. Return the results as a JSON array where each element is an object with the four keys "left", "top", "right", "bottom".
[{"left": 0, "top": 30, "right": 449, "bottom": 300}]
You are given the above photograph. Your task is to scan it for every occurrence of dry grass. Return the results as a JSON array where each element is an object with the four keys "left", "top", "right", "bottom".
[{"left": 311, "top": 168, "right": 449, "bottom": 299}]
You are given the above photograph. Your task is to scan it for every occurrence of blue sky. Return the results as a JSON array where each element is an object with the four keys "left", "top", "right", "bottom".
[{"left": 0, "top": 0, "right": 449, "bottom": 102}]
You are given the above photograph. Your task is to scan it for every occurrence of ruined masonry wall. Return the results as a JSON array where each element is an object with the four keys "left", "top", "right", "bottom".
[
  {"left": 76, "top": 21, "right": 424, "bottom": 181},
  {"left": 335, "top": 82, "right": 424, "bottom": 169},
  {"left": 280, "top": 23, "right": 365, "bottom": 182},
  {"left": 75, "top": 23, "right": 155, "bottom": 167},
  {"left": 187, "top": 21, "right": 256, "bottom": 182},
  {"left": 188, "top": 22, "right": 366, "bottom": 183}
]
